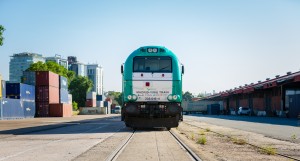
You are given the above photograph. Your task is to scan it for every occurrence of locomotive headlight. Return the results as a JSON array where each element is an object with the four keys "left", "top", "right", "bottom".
[
  {"left": 167, "top": 95, "right": 173, "bottom": 101},
  {"left": 172, "top": 95, "right": 178, "bottom": 100},
  {"left": 152, "top": 48, "right": 158, "bottom": 53},
  {"left": 127, "top": 95, "right": 132, "bottom": 100},
  {"left": 147, "top": 48, "right": 153, "bottom": 53},
  {"left": 132, "top": 94, "right": 137, "bottom": 100}
]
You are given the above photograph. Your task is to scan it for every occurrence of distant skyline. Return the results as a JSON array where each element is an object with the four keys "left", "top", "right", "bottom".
[{"left": 0, "top": 0, "right": 300, "bottom": 95}]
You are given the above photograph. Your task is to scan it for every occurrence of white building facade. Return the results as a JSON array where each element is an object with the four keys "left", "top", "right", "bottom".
[
  {"left": 86, "top": 64, "right": 103, "bottom": 95},
  {"left": 9, "top": 52, "right": 45, "bottom": 83}
]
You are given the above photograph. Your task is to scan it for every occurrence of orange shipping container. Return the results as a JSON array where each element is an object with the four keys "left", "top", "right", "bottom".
[
  {"left": 36, "top": 86, "right": 59, "bottom": 103},
  {"left": 49, "top": 103, "right": 72, "bottom": 117},
  {"left": 36, "top": 71, "right": 59, "bottom": 88},
  {"left": 86, "top": 99, "right": 96, "bottom": 107}
]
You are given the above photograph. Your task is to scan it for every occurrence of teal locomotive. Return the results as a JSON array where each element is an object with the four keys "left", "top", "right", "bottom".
[{"left": 121, "top": 46, "right": 184, "bottom": 129}]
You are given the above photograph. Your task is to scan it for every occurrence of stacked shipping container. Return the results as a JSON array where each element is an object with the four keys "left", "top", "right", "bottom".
[
  {"left": 86, "top": 91, "right": 96, "bottom": 107},
  {"left": 22, "top": 71, "right": 36, "bottom": 86},
  {"left": 35, "top": 71, "right": 60, "bottom": 117},
  {"left": 52, "top": 75, "right": 72, "bottom": 117},
  {"left": 59, "top": 76, "right": 69, "bottom": 104},
  {"left": 1, "top": 71, "right": 73, "bottom": 120},
  {"left": 2, "top": 83, "right": 36, "bottom": 119}
]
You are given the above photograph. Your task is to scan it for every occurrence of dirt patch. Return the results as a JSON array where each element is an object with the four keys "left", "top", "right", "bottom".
[{"left": 172, "top": 119, "right": 300, "bottom": 161}]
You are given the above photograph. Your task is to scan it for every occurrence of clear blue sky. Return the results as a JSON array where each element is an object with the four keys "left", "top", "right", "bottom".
[{"left": 0, "top": 0, "right": 300, "bottom": 95}]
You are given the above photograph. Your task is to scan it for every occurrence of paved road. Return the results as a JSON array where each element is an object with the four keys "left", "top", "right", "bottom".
[
  {"left": 0, "top": 115, "right": 127, "bottom": 161},
  {"left": 184, "top": 115, "right": 300, "bottom": 143}
]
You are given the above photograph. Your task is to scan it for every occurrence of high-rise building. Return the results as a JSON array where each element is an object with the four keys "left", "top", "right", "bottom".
[
  {"left": 45, "top": 54, "right": 68, "bottom": 69},
  {"left": 69, "top": 62, "right": 87, "bottom": 77},
  {"left": 86, "top": 64, "right": 103, "bottom": 95},
  {"left": 9, "top": 52, "right": 45, "bottom": 83},
  {"left": 67, "top": 56, "right": 77, "bottom": 65}
]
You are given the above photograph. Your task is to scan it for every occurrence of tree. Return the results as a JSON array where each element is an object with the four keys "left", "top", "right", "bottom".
[
  {"left": 183, "top": 91, "right": 193, "bottom": 101},
  {"left": 68, "top": 76, "right": 93, "bottom": 107},
  {"left": 0, "top": 25, "right": 4, "bottom": 46},
  {"left": 115, "top": 93, "right": 123, "bottom": 106},
  {"left": 28, "top": 61, "right": 75, "bottom": 85},
  {"left": 197, "top": 93, "right": 205, "bottom": 98},
  {"left": 107, "top": 91, "right": 122, "bottom": 105}
]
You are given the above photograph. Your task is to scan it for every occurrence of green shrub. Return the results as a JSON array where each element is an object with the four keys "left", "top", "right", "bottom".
[
  {"left": 197, "top": 136, "right": 207, "bottom": 145},
  {"left": 260, "top": 146, "right": 276, "bottom": 155},
  {"left": 231, "top": 137, "right": 247, "bottom": 145},
  {"left": 190, "top": 133, "right": 195, "bottom": 140},
  {"left": 291, "top": 134, "right": 297, "bottom": 140},
  {"left": 72, "top": 101, "right": 78, "bottom": 111},
  {"left": 199, "top": 130, "right": 205, "bottom": 135}
]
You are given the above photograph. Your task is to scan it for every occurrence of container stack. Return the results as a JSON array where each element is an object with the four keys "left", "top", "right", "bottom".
[
  {"left": 22, "top": 71, "right": 36, "bottom": 86},
  {"left": 49, "top": 76, "right": 72, "bottom": 117},
  {"left": 3, "top": 83, "right": 35, "bottom": 119},
  {"left": 59, "top": 76, "right": 68, "bottom": 104},
  {"left": 86, "top": 91, "right": 96, "bottom": 107},
  {"left": 35, "top": 71, "right": 59, "bottom": 117},
  {"left": 96, "top": 94, "right": 104, "bottom": 107}
]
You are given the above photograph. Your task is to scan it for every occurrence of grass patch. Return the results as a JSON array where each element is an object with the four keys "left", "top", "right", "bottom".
[
  {"left": 291, "top": 134, "right": 297, "bottom": 140},
  {"left": 217, "top": 133, "right": 225, "bottom": 137},
  {"left": 260, "top": 146, "right": 277, "bottom": 155},
  {"left": 231, "top": 137, "right": 247, "bottom": 145},
  {"left": 205, "top": 128, "right": 211, "bottom": 132},
  {"left": 199, "top": 130, "right": 205, "bottom": 135},
  {"left": 197, "top": 136, "right": 207, "bottom": 145},
  {"left": 72, "top": 110, "right": 80, "bottom": 116},
  {"left": 190, "top": 133, "right": 195, "bottom": 140}
]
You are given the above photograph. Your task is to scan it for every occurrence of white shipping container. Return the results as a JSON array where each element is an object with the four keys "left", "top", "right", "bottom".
[
  {"left": 96, "top": 101, "right": 104, "bottom": 107},
  {"left": 68, "top": 94, "right": 72, "bottom": 104},
  {"left": 86, "top": 91, "right": 96, "bottom": 99}
]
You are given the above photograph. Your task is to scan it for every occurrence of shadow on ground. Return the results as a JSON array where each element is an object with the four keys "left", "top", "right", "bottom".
[
  {"left": 186, "top": 114, "right": 300, "bottom": 127},
  {"left": 0, "top": 116, "right": 131, "bottom": 136}
]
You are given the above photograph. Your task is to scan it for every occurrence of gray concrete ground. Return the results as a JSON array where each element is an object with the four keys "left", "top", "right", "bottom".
[
  {"left": 0, "top": 115, "right": 125, "bottom": 161},
  {"left": 184, "top": 114, "right": 300, "bottom": 143},
  {"left": 116, "top": 130, "right": 192, "bottom": 161},
  {"left": 0, "top": 115, "right": 195, "bottom": 161}
]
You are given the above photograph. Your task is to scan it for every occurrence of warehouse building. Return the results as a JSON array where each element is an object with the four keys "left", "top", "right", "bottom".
[{"left": 204, "top": 71, "right": 300, "bottom": 118}]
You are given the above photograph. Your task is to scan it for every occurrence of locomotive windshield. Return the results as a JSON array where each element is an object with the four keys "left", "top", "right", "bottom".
[{"left": 133, "top": 56, "right": 172, "bottom": 73}]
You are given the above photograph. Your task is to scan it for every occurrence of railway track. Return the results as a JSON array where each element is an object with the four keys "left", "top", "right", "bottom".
[
  {"left": 105, "top": 130, "right": 136, "bottom": 161},
  {"left": 184, "top": 122, "right": 300, "bottom": 161},
  {"left": 106, "top": 129, "right": 202, "bottom": 161},
  {"left": 169, "top": 130, "right": 202, "bottom": 161}
]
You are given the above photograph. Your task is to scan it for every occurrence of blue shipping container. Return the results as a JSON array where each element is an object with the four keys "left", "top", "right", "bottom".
[
  {"left": 23, "top": 100, "right": 36, "bottom": 118},
  {"left": 6, "top": 83, "right": 35, "bottom": 101},
  {"left": 1, "top": 98, "right": 24, "bottom": 119},
  {"left": 22, "top": 71, "right": 36, "bottom": 86},
  {"left": 60, "top": 88, "right": 69, "bottom": 104},
  {"left": 96, "top": 95, "right": 103, "bottom": 101},
  {"left": 60, "top": 76, "right": 68, "bottom": 89}
]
